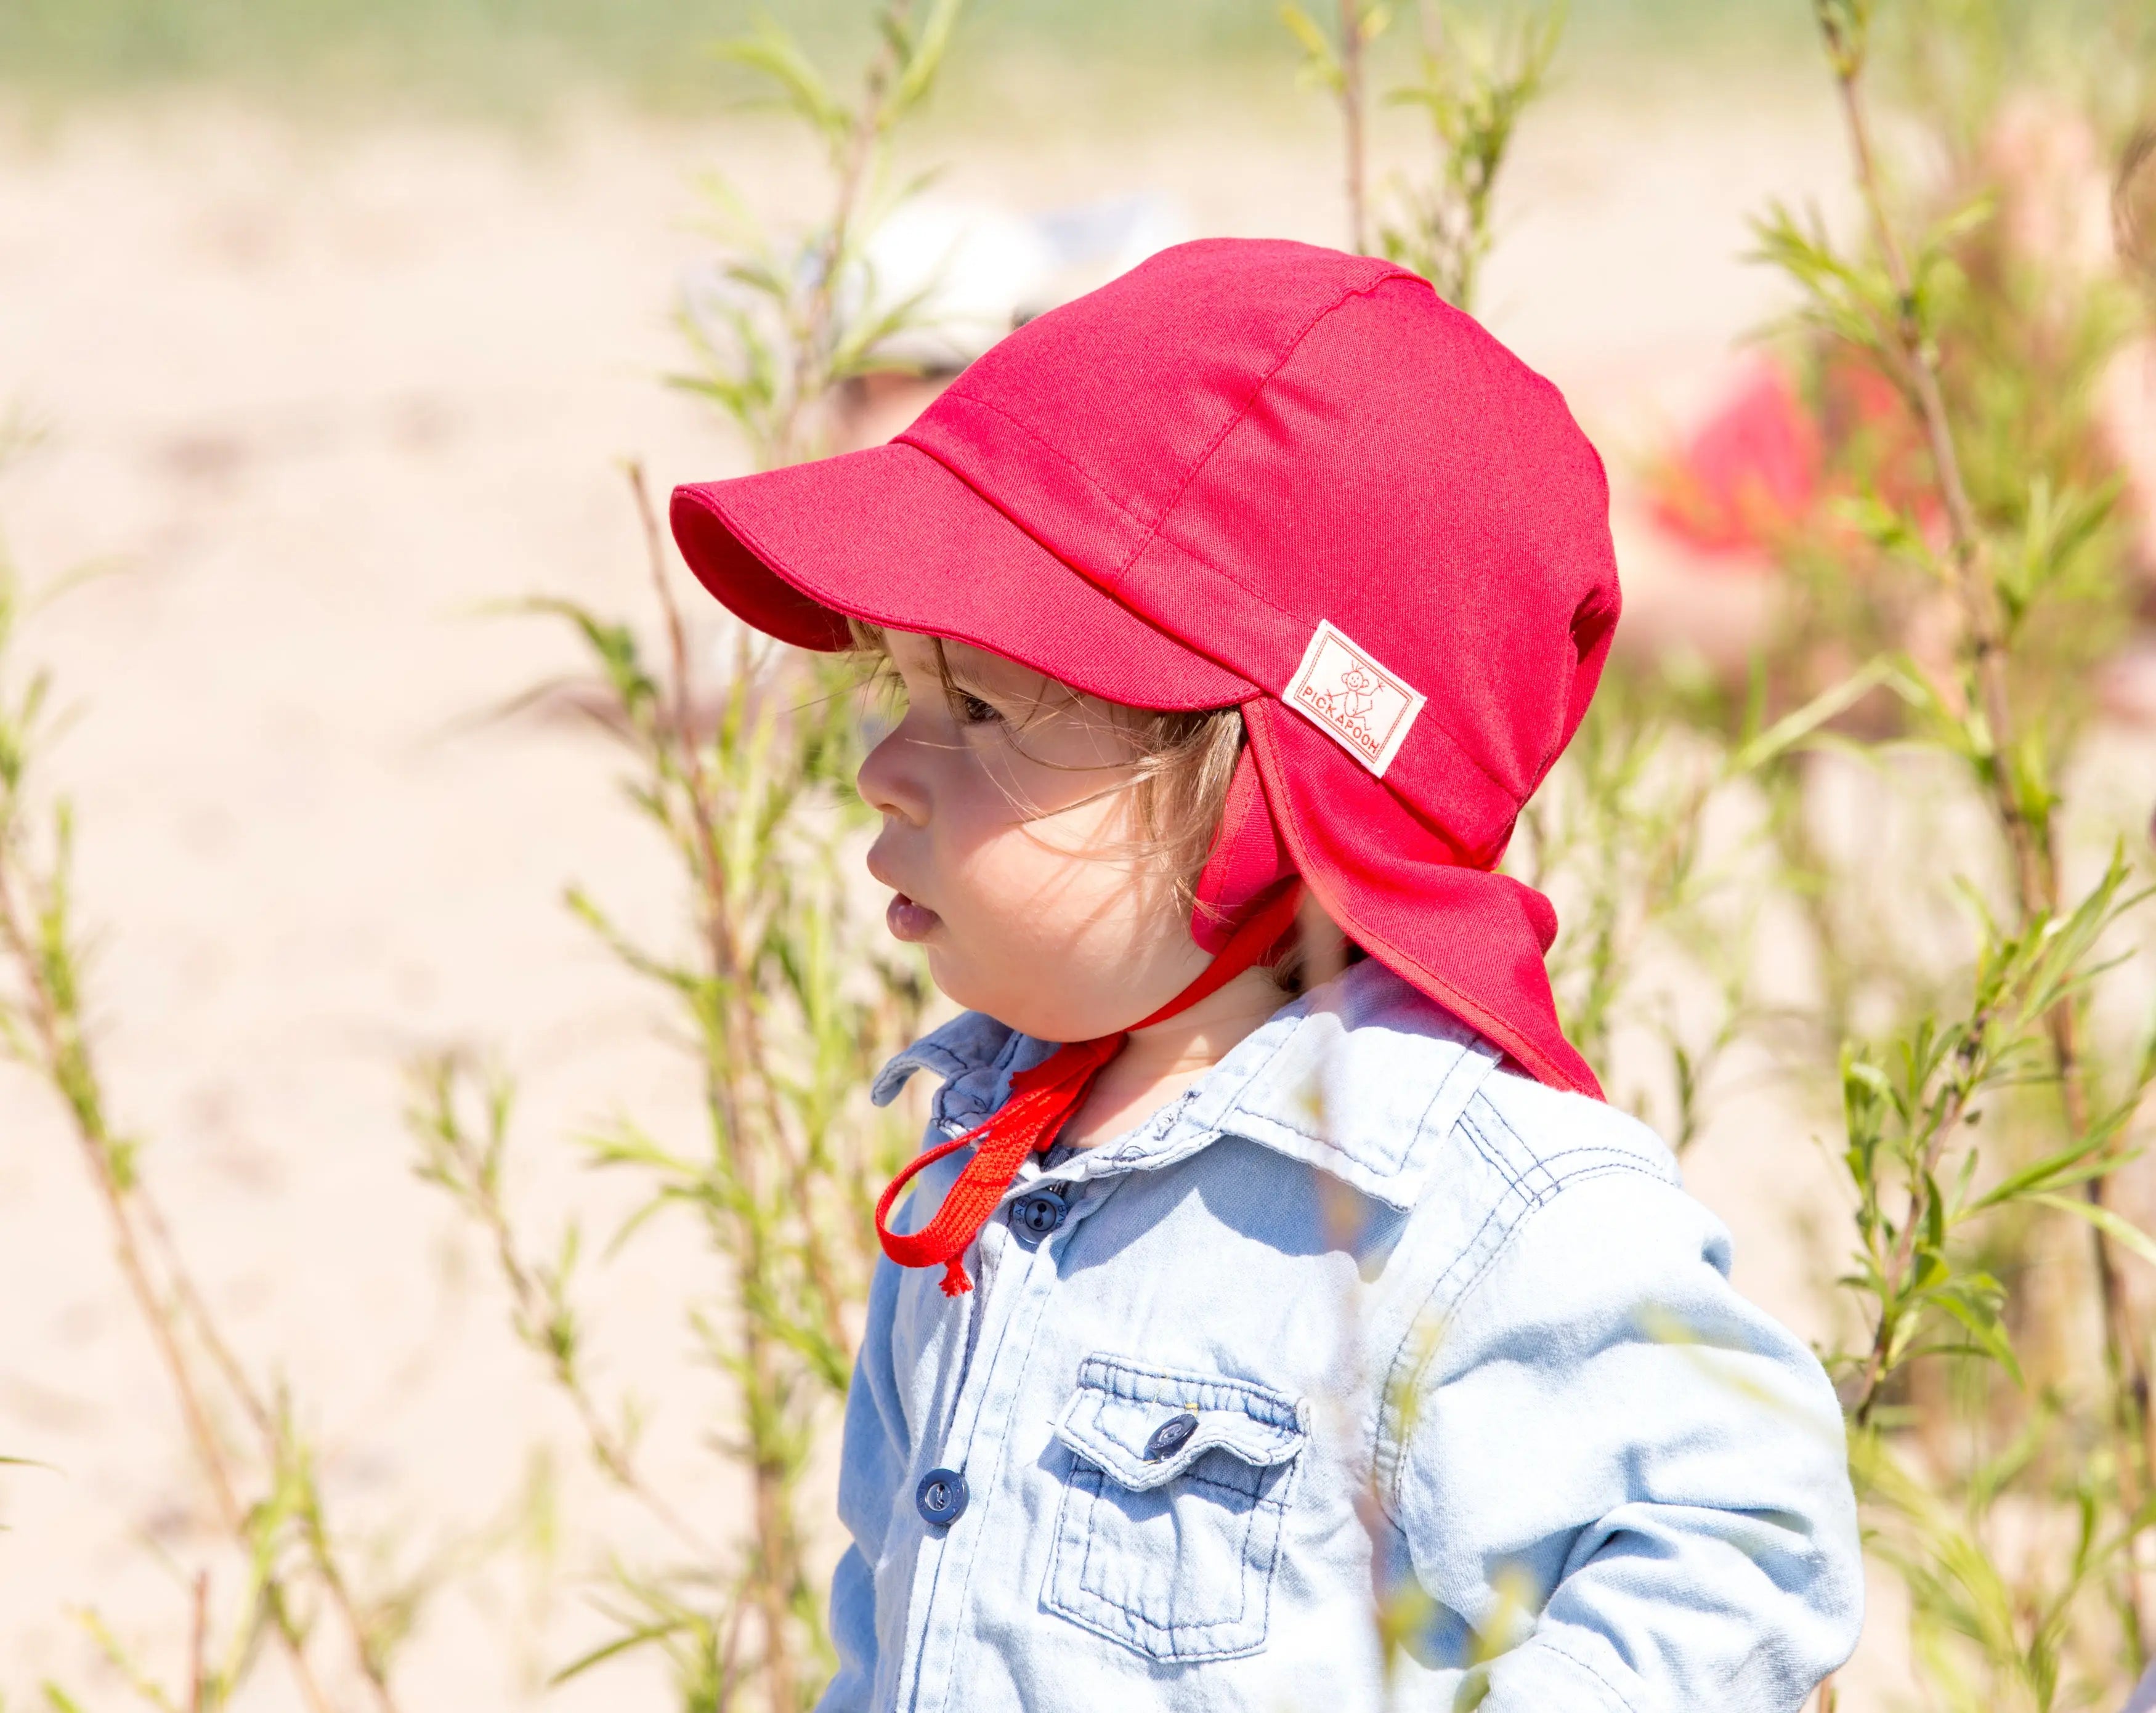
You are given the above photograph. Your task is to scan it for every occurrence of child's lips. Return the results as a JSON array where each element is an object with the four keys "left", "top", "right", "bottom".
[{"left": 886, "top": 893, "right": 942, "bottom": 942}]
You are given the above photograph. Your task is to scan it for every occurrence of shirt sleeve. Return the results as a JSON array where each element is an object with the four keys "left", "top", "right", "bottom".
[
  {"left": 1387, "top": 1164, "right": 1863, "bottom": 1713},
  {"left": 814, "top": 1250, "right": 914, "bottom": 1713}
]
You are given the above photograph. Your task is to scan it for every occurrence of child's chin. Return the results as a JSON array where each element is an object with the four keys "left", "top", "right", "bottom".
[
  {"left": 920, "top": 949, "right": 976, "bottom": 1010},
  {"left": 926, "top": 960, "right": 1044, "bottom": 1035}
]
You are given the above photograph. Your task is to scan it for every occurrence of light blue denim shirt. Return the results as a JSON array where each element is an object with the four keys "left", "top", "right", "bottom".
[{"left": 824, "top": 959, "right": 1862, "bottom": 1713}]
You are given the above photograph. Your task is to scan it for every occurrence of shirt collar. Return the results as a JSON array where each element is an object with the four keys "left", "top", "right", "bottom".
[{"left": 871, "top": 958, "right": 1502, "bottom": 1210}]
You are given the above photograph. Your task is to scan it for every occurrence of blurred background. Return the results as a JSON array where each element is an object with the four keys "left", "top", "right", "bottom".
[{"left": 2, "top": 2, "right": 2153, "bottom": 1710}]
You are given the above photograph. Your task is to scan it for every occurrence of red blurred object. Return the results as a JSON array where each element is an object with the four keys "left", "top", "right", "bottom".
[
  {"left": 1649, "top": 354, "right": 1942, "bottom": 566},
  {"left": 1650, "top": 362, "right": 1822, "bottom": 557}
]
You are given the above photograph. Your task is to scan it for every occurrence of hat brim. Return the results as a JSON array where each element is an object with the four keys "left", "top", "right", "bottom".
[{"left": 670, "top": 442, "right": 1258, "bottom": 710}]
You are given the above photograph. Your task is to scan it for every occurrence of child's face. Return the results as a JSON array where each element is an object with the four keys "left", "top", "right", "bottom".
[{"left": 857, "top": 631, "right": 1211, "bottom": 1042}]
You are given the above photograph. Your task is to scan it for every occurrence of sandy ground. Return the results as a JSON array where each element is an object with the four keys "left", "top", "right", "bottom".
[{"left": 0, "top": 73, "right": 1917, "bottom": 1708}]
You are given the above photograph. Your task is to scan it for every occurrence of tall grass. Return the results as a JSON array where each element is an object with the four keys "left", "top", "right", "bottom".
[
  {"left": 403, "top": 8, "right": 951, "bottom": 1708},
  {"left": 1781, "top": 3, "right": 2156, "bottom": 1696},
  {"left": 0, "top": 447, "right": 428, "bottom": 1711},
  {"left": 7, "top": 0, "right": 2156, "bottom": 1707},
  {"left": 1509, "top": 0, "right": 2156, "bottom": 1703}
]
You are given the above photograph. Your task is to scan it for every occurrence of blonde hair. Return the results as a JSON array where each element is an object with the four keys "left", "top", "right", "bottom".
[{"left": 846, "top": 622, "right": 1244, "bottom": 914}]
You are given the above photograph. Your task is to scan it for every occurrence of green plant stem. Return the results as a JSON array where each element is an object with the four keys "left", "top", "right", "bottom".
[
  {"left": 0, "top": 861, "right": 344, "bottom": 1713},
  {"left": 1849, "top": 1027, "right": 1989, "bottom": 1426},
  {"left": 627, "top": 468, "right": 810, "bottom": 1710},
  {"left": 187, "top": 1573, "right": 209, "bottom": 1713},
  {"left": 413, "top": 1053, "right": 720, "bottom": 1563},
  {"left": 1828, "top": 39, "right": 2030, "bottom": 891},
  {"left": 629, "top": 463, "right": 854, "bottom": 1371},
  {"left": 139, "top": 1193, "right": 406, "bottom": 1711},
  {"left": 1823, "top": 2, "right": 2156, "bottom": 1651},
  {"left": 1339, "top": 0, "right": 1369, "bottom": 253},
  {"left": 784, "top": 1, "right": 914, "bottom": 466}
]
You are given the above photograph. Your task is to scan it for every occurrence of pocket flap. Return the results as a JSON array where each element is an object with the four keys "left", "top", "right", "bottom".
[{"left": 1050, "top": 1353, "right": 1307, "bottom": 1492}]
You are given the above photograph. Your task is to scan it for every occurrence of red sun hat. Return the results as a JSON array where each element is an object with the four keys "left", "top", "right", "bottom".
[{"left": 672, "top": 237, "right": 1619, "bottom": 1101}]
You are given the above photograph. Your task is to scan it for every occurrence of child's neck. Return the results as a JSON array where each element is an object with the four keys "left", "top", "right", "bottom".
[{"left": 1057, "top": 968, "right": 1289, "bottom": 1152}]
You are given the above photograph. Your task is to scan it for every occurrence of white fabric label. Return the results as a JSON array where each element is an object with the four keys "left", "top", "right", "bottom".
[{"left": 1283, "top": 620, "right": 1425, "bottom": 777}]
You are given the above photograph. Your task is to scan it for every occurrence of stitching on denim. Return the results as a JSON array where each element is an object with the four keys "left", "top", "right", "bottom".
[
  {"left": 1048, "top": 1420, "right": 1298, "bottom": 1661},
  {"left": 1406, "top": 1039, "right": 1499, "bottom": 1170},
  {"left": 1074, "top": 1352, "right": 1305, "bottom": 1429},
  {"left": 1520, "top": 1162, "right": 1664, "bottom": 1202},
  {"left": 1470, "top": 1090, "right": 1584, "bottom": 1205},
  {"left": 1540, "top": 1148, "right": 1672, "bottom": 1188},
  {"left": 1063, "top": 1419, "right": 1292, "bottom": 1484},
  {"left": 1069, "top": 1088, "right": 1201, "bottom": 1177},
  {"left": 1245, "top": 1459, "right": 1284, "bottom": 1659},
  {"left": 921, "top": 1217, "right": 1080, "bottom": 1713},
  {"left": 1478, "top": 1094, "right": 1566, "bottom": 1205},
  {"left": 1223, "top": 1032, "right": 1489, "bottom": 1182},
  {"left": 1165, "top": 1467, "right": 1292, "bottom": 1646},
  {"left": 1477, "top": 1088, "right": 1682, "bottom": 1194},
  {"left": 1534, "top": 1632, "right": 1651, "bottom": 1713},
  {"left": 902, "top": 1148, "right": 1056, "bottom": 1709},
  {"left": 1212, "top": 1111, "right": 1400, "bottom": 1191},
  {"left": 1371, "top": 1168, "right": 1529, "bottom": 1523},
  {"left": 1074, "top": 1468, "right": 1265, "bottom": 1627},
  {"left": 1454, "top": 1104, "right": 1527, "bottom": 1194},
  {"left": 877, "top": 1040, "right": 967, "bottom": 1092},
  {"left": 877, "top": 1021, "right": 1010, "bottom": 1111},
  {"left": 1372, "top": 1150, "right": 1675, "bottom": 1523},
  {"left": 1044, "top": 1585, "right": 1274, "bottom": 1664},
  {"left": 1230, "top": 1089, "right": 1424, "bottom": 1176},
  {"left": 1189, "top": 1008, "right": 1317, "bottom": 1134},
  {"left": 1377, "top": 1092, "right": 1607, "bottom": 1521},
  {"left": 934, "top": 1025, "right": 1027, "bottom": 1135},
  {"left": 1065, "top": 1467, "right": 1286, "bottom": 1645},
  {"left": 1181, "top": 1467, "right": 1271, "bottom": 1506},
  {"left": 1067, "top": 1461, "right": 1108, "bottom": 1626}
]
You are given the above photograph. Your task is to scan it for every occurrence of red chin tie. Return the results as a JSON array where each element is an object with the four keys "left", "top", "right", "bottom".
[{"left": 873, "top": 880, "right": 1303, "bottom": 1296}]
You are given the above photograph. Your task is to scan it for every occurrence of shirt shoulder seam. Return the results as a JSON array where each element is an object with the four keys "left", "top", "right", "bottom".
[{"left": 1372, "top": 1096, "right": 1672, "bottom": 1525}]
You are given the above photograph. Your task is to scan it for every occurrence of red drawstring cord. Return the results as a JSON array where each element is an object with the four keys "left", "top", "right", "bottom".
[{"left": 874, "top": 881, "right": 1304, "bottom": 1295}]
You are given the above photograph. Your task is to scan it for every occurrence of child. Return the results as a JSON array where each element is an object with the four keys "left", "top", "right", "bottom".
[{"left": 671, "top": 240, "right": 1862, "bottom": 1713}]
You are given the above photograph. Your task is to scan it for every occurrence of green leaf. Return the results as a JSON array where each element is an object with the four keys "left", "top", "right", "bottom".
[
  {"left": 1279, "top": 2, "right": 1343, "bottom": 86},
  {"left": 1931, "top": 1284, "right": 2022, "bottom": 1385},
  {"left": 2030, "top": 1193, "right": 2156, "bottom": 1271},
  {"left": 549, "top": 1618, "right": 684, "bottom": 1683},
  {"left": 1727, "top": 654, "right": 1919, "bottom": 774},
  {"left": 890, "top": 0, "right": 966, "bottom": 118},
  {"left": 1966, "top": 1130, "right": 2135, "bottom": 1213},
  {"left": 711, "top": 22, "right": 849, "bottom": 145}
]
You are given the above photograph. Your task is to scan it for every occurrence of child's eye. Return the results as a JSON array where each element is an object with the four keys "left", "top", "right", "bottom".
[{"left": 955, "top": 691, "right": 1003, "bottom": 726}]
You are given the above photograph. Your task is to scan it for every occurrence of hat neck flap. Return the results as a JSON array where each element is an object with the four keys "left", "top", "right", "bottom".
[{"left": 1193, "top": 702, "right": 1602, "bottom": 1101}]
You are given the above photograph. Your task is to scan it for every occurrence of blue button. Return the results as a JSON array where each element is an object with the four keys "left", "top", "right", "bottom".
[
  {"left": 916, "top": 1467, "right": 968, "bottom": 1526},
  {"left": 1144, "top": 1411, "right": 1200, "bottom": 1460},
  {"left": 1009, "top": 1187, "right": 1069, "bottom": 1246}
]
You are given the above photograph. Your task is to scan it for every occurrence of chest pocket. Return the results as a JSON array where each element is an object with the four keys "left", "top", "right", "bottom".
[{"left": 1044, "top": 1353, "right": 1307, "bottom": 1663}]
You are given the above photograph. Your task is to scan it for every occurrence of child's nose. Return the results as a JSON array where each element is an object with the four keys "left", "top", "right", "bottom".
[{"left": 856, "top": 729, "right": 930, "bottom": 827}]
